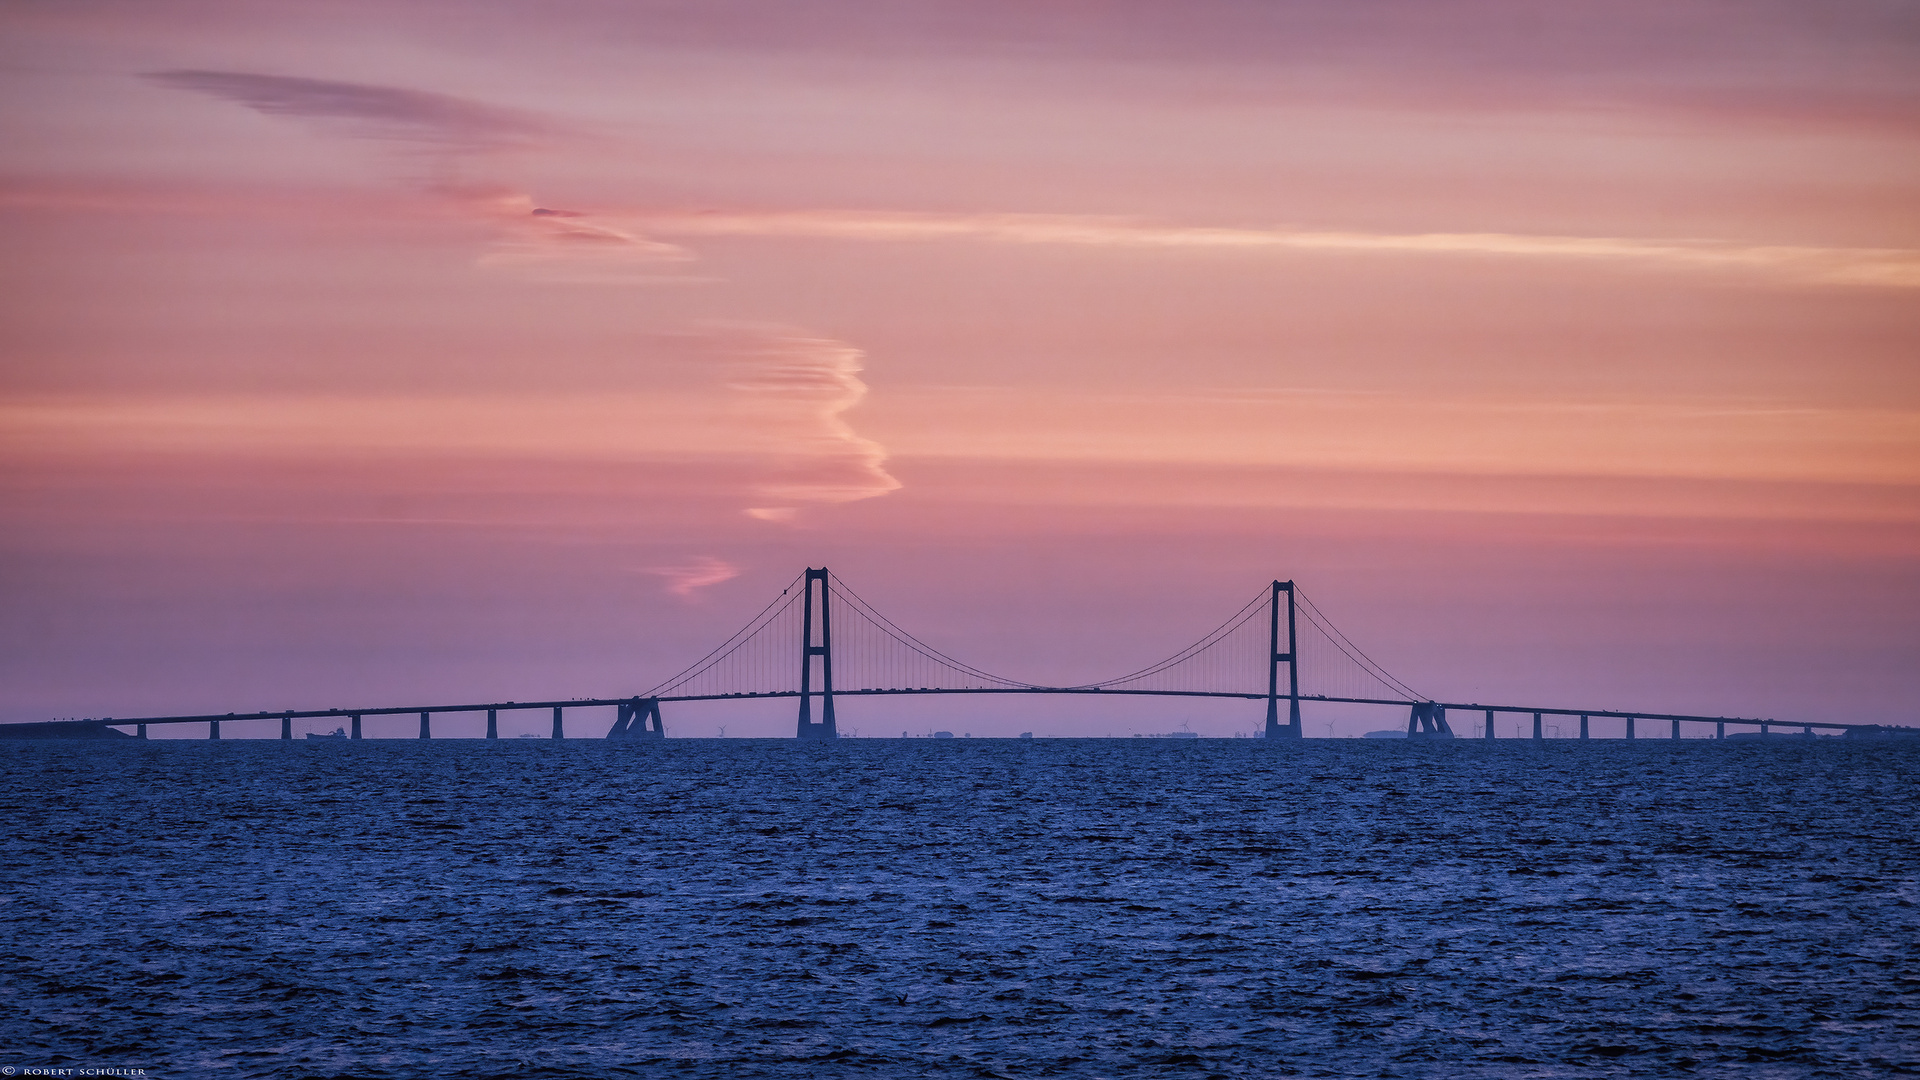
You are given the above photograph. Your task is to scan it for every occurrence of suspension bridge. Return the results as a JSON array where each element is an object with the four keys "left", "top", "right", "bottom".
[{"left": 5, "top": 568, "right": 1913, "bottom": 741}]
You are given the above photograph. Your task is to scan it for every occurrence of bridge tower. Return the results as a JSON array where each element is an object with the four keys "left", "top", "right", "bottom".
[
  {"left": 797, "top": 567, "right": 838, "bottom": 739},
  {"left": 1264, "top": 580, "right": 1303, "bottom": 738}
]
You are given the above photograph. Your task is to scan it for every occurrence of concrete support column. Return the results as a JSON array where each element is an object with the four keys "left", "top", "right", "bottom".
[
  {"left": 552, "top": 706, "right": 564, "bottom": 740},
  {"left": 350, "top": 714, "right": 362, "bottom": 740},
  {"left": 1673, "top": 719, "right": 1681, "bottom": 740},
  {"left": 1579, "top": 714, "right": 1589, "bottom": 739},
  {"left": 1485, "top": 709, "right": 1496, "bottom": 740},
  {"left": 486, "top": 709, "right": 498, "bottom": 740},
  {"left": 137, "top": 724, "right": 147, "bottom": 740},
  {"left": 1626, "top": 716, "right": 1636, "bottom": 740},
  {"left": 1803, "top": 724, "right": 1814, "bottom": 737},
  {"left": 419, "top": 711, "right": 431, "bottom": 740},
  {"left": 1715, "top": 721, "right": 1723, "bottom": 739},
  {"left": 209, "top": 720, "right": 221, "bottom": 740},
  {"left": 1761, "top": 721, "right": 1769, "bottom": 736},
  {"left": 1532, "top": 712, "right": 1542, "bottom": 741},
  {"left": 281, "top": 715, "right": 293, "bottom": 740}
]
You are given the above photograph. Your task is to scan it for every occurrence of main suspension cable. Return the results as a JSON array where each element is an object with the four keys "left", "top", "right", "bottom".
[
  {"left": 1294, "top": 587, "right": 1427, "bottom": 701},
  {"left": 828, "top": 572, "right": 1045, "bottom": 688},
  {"left": 1078, "top": 585, "right": 1272, "bottom": 689},
  {"left": 645, "top": 570, "right": 806, "bottom": 697}
]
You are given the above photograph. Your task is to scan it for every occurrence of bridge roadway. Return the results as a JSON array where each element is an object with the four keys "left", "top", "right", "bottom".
[{"left": 7, "top": 687, "right": 1909, "bottom": 738}]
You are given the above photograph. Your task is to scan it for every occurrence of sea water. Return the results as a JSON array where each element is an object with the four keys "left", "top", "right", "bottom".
[{"left": 2, "top": 739, "right": 1915, "bottom": 1078}]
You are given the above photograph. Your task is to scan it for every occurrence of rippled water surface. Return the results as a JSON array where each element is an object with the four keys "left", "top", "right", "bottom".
[{"left": 3, "top": 739, "right": 1917, "bottom": 1078}]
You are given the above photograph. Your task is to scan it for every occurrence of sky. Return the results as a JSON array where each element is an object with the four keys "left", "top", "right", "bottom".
[{"left": 3, "top": 0, "right": 1917, "bottom": 737}]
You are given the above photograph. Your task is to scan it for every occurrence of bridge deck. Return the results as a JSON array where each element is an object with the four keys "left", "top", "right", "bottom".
[
  {"left": 7, "top": 686, "right": 1907, "bottom": 735},
  {"left": 15, "top": 568, "right": 1913, "bottom": 738}
]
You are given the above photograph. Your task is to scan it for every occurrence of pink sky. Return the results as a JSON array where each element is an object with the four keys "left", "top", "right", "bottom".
[{"left": 3, "top": 1, "right": 1917, "bottom": 736}]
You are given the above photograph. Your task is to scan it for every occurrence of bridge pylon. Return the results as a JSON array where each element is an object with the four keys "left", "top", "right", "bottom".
[
  {"left": 607, "top": 697, "right": 664, "bottom": 739},
  {"left": 797, "top": 567, "right": 838, "bottom": 740},
  {"left": 1264, "top": 580, "right": 1303, "bottom": 738}
]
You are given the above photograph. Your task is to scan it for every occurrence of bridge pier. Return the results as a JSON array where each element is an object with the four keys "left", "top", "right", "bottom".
[
  {"left": 1716, "top": 721, "right": 1723, "bottom": 740},
  {"left": 1579, "top": 714, "right": 1588, "bottom": 739},
  {"left": 350, "top": 714, "right": 362, "bottom": 740},
  {"left": 137, "top": 723, "right": 147, "bottom": 740},
  {"left": 1406, "top": 703, "right": 1454, "bottom": 739},
  {"left": 1626, "top": 716, "right": 1635, "bottom": 740},
  {"left": 1485, "top": 708, "right": 1495, "bottom": 740},
  {"left": 608, "top": 697, "right": 665, "bottom": 739},
  {"left": 1532, "top": 712, "right": 1542, "bottom": 741},
  {"left": 486, "top": 708, "right": 498, "bottom": 740},
  {"left": 419, "top": 711, "right": 431, "bottom": 740},
  {"left": 209, "top": 720, "right": 221, "bottom": 740},
  {"left": 552, "top": 706, "right": 564, "bottom": 740},
  {"left": 281, "top": 714, "right": 292, "bottom": 740},
  {"left": 1673, "top": 718, "right": 1681, "bottom": 740}
]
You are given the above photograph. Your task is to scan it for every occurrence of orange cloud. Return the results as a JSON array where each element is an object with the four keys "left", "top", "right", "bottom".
[
  {"left": 0, "top": 330, "right": 904, "bottom": 522},
  {"left": 626, "top": 209, "right": 1920, "bottom": 288},
  {"left": 858, "top": 386, "right": 1920, "bottom": 488},
  {"left": 643, "top": 556, "right": 739, "bottom": 598}
]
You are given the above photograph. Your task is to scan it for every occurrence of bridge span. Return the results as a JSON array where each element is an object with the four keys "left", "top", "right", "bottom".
[{"left": 5, "top": 568, "right": 1913, "bottom": 741}]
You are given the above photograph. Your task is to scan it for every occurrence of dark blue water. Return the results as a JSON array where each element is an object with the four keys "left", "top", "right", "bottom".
[{"left": 3, "top": 740, "right": 1915, "bottom": 1078}]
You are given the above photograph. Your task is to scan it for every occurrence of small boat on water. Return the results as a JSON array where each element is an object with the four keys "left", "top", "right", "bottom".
[{"left": 306, "top": 727, "right": 349, "bottom": 740}]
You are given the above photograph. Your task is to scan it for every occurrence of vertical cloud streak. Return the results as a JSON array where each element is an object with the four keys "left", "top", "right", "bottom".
[{"left": 724, "top": 334, "right": 901, "bottom": 521}]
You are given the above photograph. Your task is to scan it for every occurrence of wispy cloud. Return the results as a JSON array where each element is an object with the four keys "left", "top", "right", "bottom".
[
  {"left": 0, "top": 329, "right": 907, "bottom": 522},
  {"left": 629, "top": 209, "right": 1920, "bottom": 288},
  {"left": 643, "top": 556, "right": 739, "bottom": 599},
  {"left": 146, "top": 70, "right": 553, "bottom": 150},
  {"left": 721, "top": 333, "right": 901, "bottom": 520},
  {"left": 458, "top": 188, "right": 694, "bottom": 280},
  {"left": 147, "top": 71, "right": 694, "bottom": 279},
  {"left": 866, "top": 385, "right": 1920, "bottom": 487},
  {"left": 143, "top": 71, "right": 1919, "bottom": 289}
]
